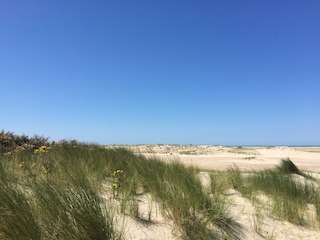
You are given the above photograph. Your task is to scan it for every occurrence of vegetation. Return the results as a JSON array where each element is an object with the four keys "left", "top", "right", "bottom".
[
  {"left": 0, "top": 141, "right": 121, "bottom": 239},
  {"left": 210, "top": 159, "right": 320, "bottom": 227},
  {"left": 1, "top": 131, "right": 319, "bottom": 239},
  {"left": 0, "top": 130, "right": 49, "bottom": 153},
  {"left": 0, "top": 131, "right": 241, "bottom": 239}
]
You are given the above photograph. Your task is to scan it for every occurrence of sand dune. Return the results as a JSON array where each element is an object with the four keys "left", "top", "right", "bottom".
[
  {"left": 108, "top": 145, "right": 320, "bottom": 172},
  {"left": 105, "top": 145, "right": 320, "bottom": 239}
]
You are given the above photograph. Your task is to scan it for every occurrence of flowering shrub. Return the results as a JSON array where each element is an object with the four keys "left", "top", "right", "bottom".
[
  {"left": 14, "top": 144, "right": 35, "bottom": 153},
  {"left": 34, "top": 145, "right": 51, "bottom": 153},
  {"left": 111, "top": 169, "right": 124, "bottom": 197},
  {"left": 0, "top": 130, "right": 49, "bottom": 153}
]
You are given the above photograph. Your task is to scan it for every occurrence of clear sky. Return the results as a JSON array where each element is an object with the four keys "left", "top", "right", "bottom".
[{"left": 1, "top": 1, "right": 319, "bottom": 146}]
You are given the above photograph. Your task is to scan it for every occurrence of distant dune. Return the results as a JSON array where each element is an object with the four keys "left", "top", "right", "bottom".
[
  {"left": 103, "top": 145, "right": 320, "bottom": 239},
  {"left": 106, "top": 145, "right": 320, "bottom": 172}
]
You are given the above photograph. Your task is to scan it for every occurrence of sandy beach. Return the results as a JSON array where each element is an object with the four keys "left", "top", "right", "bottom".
[
  {"left": 109, "top": 145, "right": 320, "bottom": 172},
  {"left": 105, "top": 145, "right": 320, "bottom": 239}
]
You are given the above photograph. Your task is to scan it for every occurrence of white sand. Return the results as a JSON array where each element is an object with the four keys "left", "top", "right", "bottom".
[
  {"left": 132, "top": 145, "right": 320, "bottom": 172},
  {"left": 105, "top": 145, "right": 320, "bottom": 239}
]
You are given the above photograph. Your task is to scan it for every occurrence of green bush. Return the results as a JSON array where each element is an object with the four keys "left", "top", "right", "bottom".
[{"left": 0, "top": 130, "right": 49, "bottom": 153}]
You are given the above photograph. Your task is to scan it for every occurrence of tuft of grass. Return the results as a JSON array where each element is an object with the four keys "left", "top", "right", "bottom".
[
  {"left": 34, "top": 179, "right": 119, "bottom": 240},
  {"left": 277, "top": 158, "right": 302, "bottom": 175},
  {"left": 252, "top": 201, "right": 264, "bottom": 236},
  {"left": 210, "top": 170, "right": 233, "bottom": 194},
  {"left": 227, "top": 164, "right": 243, "bottom": 190},
  {"left": 136, "top": 157, "right": 242, "bottom": 238},
  {"left": 101, "top": 150, "right": 242, "bottom": 239},
  {"left": 208, "top": 159, "right": 320, "bottom": 227},
  {"left": 277, "top": 158, "right": 315, "bottom": 180},
  {"left": 0, "top": 184, "right": 41, "bottom": 240},
  {"left": 234, "top": 160, "right": 319, "bottom": 225}
]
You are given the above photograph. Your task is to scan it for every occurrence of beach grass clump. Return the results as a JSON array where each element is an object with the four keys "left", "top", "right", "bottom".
[
  {"left": 100, "top": 150, "right": 241, "bottom": 239},
  {"left": 34, "top": 180, "right": 117, "bottom": 240},
  {"left": 0, "top": 181, "right": 41, "bottom": 239},
  {"left": 226, "top": 164, "right": 243, "bottom": 190},
  {"left": 0, "top": 140, "right": 123, "bottom": 240},
  {"left": 131, "top": 158, "right": 241, "bottom": 239},
  {"left": 315, "top": 194, "right": 320, "bottom": 223},
  {"left": 208, "top": 158, "right": 320, "bottom": 226},
  {"left": 277, "top": 158, "right": 302, "bottom": 175},
  {"left": 210, "top": 170, "right": 233, "bottom": 194},
  {"left": 234, "top": 159, "right": 319, "bottom": 225}
]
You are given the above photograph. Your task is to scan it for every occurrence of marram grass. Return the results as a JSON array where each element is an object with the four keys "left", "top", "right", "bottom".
[
  {"left": 0, "top": 141, "right": 241, "bottom": 239},
  {"left": 210, "top": 159, "right": 320, "bottom": 226},
  {"left": 1, "top": 138, "right": 319, "bottom": 239}
]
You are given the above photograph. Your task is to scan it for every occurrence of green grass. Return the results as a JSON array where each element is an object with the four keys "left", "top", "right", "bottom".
[
  {"left": 0, "top": 143, "right": 123, "bottom": 240},
  {"left": 2, "top": 136, "right": 319, "bottom": 239},
  {"left": 137, "top": 160, "right": 241, "bottom": 239},
  {"left": 103, "top": 151, "right": 242, "bottom": 239},
  {"left": 210, "top": 159, "right": 320, "bottom": 226},
  {"left": 0, "top": 141, "right": 241, "bottom": 239},
  {"left": 0, "top": 181, "right": 41, "bottom": 240}
]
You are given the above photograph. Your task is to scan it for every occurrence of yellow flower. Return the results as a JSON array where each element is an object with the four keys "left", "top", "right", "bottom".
[
  {"left": 111, "top": 169, "right": 123, "bottom": 178},
  {"left": 34, "top": 145, "right": 51, "bottom": 153},
  {"left": 19, "top": 161, "right": 26, "bottom": 167}
]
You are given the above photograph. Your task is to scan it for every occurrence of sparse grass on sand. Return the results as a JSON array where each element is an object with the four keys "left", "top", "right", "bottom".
[
  {"left": 210, "top": 159, "right": 320, "bottom": 226},
  {"left": 1, "top": 135, "right": 320, "bottom": 239}
]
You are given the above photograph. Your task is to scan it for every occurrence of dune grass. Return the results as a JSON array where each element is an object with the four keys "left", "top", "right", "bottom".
[
  {"left": 0, "top": 140, "right": 241, "bottom": 239},
  {"left": 0, "top": 144, "right": 122, "bottom": 240},
  {"left": 2, "top": 134, "right": 319, "bottom": 239},
  {"left": 210, "top": 159, "right": 320, "bottom": 226},
  {"left": 98, "top": 148, "right": 242, "bottom": 239}
]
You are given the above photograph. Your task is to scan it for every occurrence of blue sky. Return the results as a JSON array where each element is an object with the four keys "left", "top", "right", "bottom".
[{"left": 1, "top": 1, "right": 319, "bottom": 145}]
